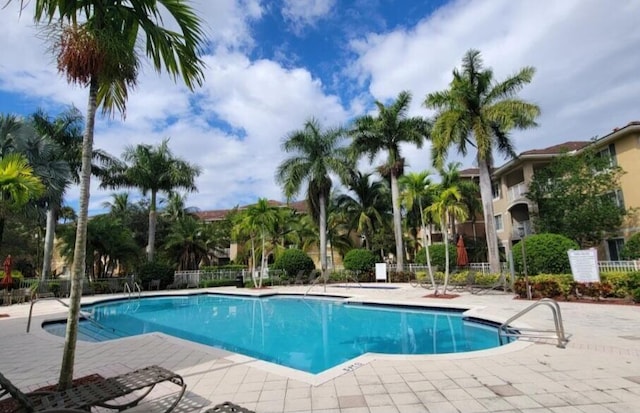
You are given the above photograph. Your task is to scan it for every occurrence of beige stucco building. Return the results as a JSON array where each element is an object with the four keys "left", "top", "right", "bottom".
[{"left": 462, "top": 121, "right": 640, "bottom": 261}]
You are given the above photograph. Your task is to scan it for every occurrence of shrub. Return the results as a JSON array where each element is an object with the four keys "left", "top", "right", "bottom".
[
  {"left": 512, "top": 233, "right": 579, "bottom": 275},
  {"left": 415, "top": 244, "right": 457, "bottom": 272},
  {"left": 632, "top": 288, "right": 640, "bottom": 303},
  {"left": 621, "top": 233, "right": 640, "bottom": 260},
  {"left": 136, "top": 261, "right": 175, "bottom": 289},
  {"left": 343, "top": 249, "right": 377, "bottom": 272},
  {"left": 200, "top": 279, "right": 237, "bottom": 288},
  {"left": 601, "top": 272, "right": 632, "bottom": 298},
  {"left": 272, "top": 249, "right": 315, "bottom": 279}
]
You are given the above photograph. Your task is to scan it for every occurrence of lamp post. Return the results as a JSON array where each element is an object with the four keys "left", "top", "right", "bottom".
[{"left": 518, "top": 225, "right": 531, "bottom": 300}]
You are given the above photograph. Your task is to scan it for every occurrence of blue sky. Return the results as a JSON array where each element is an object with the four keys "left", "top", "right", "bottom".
[{"left": 1, "top": 0, "right": 639, "bottom": 214}]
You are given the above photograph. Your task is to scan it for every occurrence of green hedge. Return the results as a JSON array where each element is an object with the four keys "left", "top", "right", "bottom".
[
  {"left": 200, "top": 279, "right": 238, "bottom": 288},
  {"left": 513, "top": 271, "right": 640, "bottom": 302},
  {"left": 136, "top": 261, "right": 175, "bottom": 289},
  {"left": 415, "top": 244, "right": 457, "bottom": 271},
  {"left": 343, "top": 249, "right": 376, "bottom": 272},
  {"left": 272, "top": 249, "right": 315, "bottom": 280},
  {"left": 512, "top": 233, "right": 579, "bottom": 275}
]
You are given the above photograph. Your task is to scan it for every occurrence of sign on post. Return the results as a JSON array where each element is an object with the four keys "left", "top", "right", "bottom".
[
  {"left": 567, "top": 249, "right": 600, "bottom": 283},
  {"left": 375, "top": 263, "right": 387, "bottom": 282}
]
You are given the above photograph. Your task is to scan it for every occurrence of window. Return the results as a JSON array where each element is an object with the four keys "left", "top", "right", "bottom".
[
  {"left": 605, "top": 189, "right": 625, "bottom": 209},
  {"left": 492, "top": 181, "right": 501, "bottom": 199},
  {"left": 607, "top": 238, "right": 625, "bottom": 261},
  {"left": 494, "top": 214, "right": 503, "bottom": 231},
  {"left": 597, "top": 143, "right": 617, "bottom": 167}
]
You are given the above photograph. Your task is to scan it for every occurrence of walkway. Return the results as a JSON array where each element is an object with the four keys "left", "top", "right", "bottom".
[{"left": 1, "top": 284, "right": 639, "bottom": 412}]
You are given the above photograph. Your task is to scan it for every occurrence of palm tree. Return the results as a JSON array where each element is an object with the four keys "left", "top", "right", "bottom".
[
  {"left": 11, "top": 0, "right": 206, "bottom": 388},
  {"left": 276, "top": 119, "right": 352, "bottom": 274},
  {"left": 31, "top": 108, "right": 117, "bottom": 280},
  {"left": 425, "top": 49, "right": 540, "bottom": 273},
  {"left": 351, "top": 91, "right": 430, "bottom": 271},
  {"left": 437, "top": 162, "right": 480, "bottom": 237},
  {"left": 0, "top": 153, "right": 45, "bottom": 251},
  {"left": 232, "top": 199, "right": 279, "bottom": 288},
  {"left": 399, "top": 171, "right": 437, "bottom": 289},
  {"left": 164, "top": 215, "right": 208, "bottom": 271},
  {"left": 336, "top": 171, "right": 391, "bottom": 250},
  {"left": 101, "top": 139, "right": 201, "bottom": 262},
  {"left": 426, "top": 186, "right": 468, "bottom": 294}
]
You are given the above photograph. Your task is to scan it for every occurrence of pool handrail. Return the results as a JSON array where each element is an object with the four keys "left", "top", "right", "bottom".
[{"left": 498, "top": 298, "right": 570, "bottom": 348}]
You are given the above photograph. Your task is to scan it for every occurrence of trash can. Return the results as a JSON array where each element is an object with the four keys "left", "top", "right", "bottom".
[{"left": 235, "top": 274, "right": 244, "bottom": 288}]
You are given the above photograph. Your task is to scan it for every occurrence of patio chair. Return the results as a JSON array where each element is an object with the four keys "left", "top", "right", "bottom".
[
  {"left": 0, "top": 365, "right": 186, "bottom": 413},
  {"left": 205, "top": 401, "right": 255, "bottom": 413},
  {"left": 149, "top": 279, "right": 161, "bottom": 291}
]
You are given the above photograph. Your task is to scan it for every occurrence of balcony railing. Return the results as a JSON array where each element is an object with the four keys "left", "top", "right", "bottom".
[
  {"left": 507, "top": 182, "right": 528, "bottom": 203},
  {"left": 511, "top": 220, "right": 533, "bottom": 239}
]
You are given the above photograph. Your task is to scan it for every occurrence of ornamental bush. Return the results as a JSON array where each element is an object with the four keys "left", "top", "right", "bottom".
[
  {"left": 272, "top": 249, "right": 315, "bottom": 279},
  {"left": 415, "top": 244, "right": 457, "bottom": 272},
  {"left": 512, "top": 233, "right": 579, "bottom": 275},
  {"left": 621, "top": 233, "right": 640, "bottom": 260},
  {"left": 343, "top": 248, "right": 376, "bottom": 272},
  {"left": 136, "top": 261, "right": 175, "bottom": 289}
]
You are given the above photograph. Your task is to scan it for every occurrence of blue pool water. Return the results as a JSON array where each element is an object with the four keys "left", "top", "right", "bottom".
[{"left": 44, "top": 294, "right": 509, "bottom": 374}]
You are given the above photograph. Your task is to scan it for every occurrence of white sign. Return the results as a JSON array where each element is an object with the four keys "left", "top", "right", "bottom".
[
  {"left": 568, "top": 249, "right": 600, "bottom": 283},
  {"left": 375, "top": 263, "right": 387, "bottom": 281}
]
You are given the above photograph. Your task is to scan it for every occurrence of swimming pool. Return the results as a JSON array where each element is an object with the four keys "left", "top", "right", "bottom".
[{"left": 43, "top": 294, "right": 511, "bottom": 374}]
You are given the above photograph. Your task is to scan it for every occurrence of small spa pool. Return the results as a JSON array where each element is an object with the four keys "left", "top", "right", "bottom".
[{"left": 43, "top": 294, "right": 513, "bottom": 374}]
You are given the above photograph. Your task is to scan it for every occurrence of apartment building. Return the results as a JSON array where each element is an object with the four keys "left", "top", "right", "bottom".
[{"left": 470, "top": 121, "right": 640, "bottom": 260}]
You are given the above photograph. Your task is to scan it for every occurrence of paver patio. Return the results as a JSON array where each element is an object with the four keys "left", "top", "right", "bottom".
[{"left": 1, "top": 284, "right": 639, "bottom": 412}]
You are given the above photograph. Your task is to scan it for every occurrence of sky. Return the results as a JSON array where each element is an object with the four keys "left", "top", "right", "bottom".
[{"left": 1, "top": 0, "right": 639, "bottom": 215}]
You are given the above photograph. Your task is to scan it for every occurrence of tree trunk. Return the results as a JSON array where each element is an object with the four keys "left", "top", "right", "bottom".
[
  {"left": 259, "top": 230, "right": 266, "bottom": 288},
  {"left": 59, "top": 76, "right": 98, "bottom": 390},
  {"left": 147, "top": 191, "right": 157, "bottom": 262},
  {"left": 419, "top": 200, "right": 437, "bottom": 295},
  {"left": 41, "top": 206, "right": 58, "bottom": 280},
  {"left": 390, "top": 172, "right": 404, "bottom": 271},
  {"left": 442, "top": 217, "right": 450, "bottom": 294},
  {"left": 319, "top": 192, "right": 327, "bottom": 272},
  {"left": 250, "top": 237, "right": 257, "bottom": 288},
  {"left": 478, "top": 156, "right": 501, "bottom": 273}
]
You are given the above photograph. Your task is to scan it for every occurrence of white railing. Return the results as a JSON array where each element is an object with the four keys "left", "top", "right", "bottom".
[
  {"left": 507, "top": 182, "right": 528, "bottom": 203},
  {"left": 598, "top": 261, "right": 640, "bottom": 272},
  {"left": 391, "top": 260, "right": 639, "bottom": 275}
]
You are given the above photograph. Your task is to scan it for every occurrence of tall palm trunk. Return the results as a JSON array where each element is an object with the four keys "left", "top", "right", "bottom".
[
  {"left": 319, "top": 192, "right": 327, "bottom": 272},
  {"left": 419, "top": 200, "right": 437, "bottom": 294},
  {"left": 478, "top": 157, "right": 500, "bottom": 273},
  {"left": 390, "top": 172, "right": 404, "bottom": 271},
  {"left": 147, "top": 190, "right": 157, "bottom": 261},
  {"left": 259, "top": 229, "right": 266, "bottom": 288},
  {"left": 442, "top": 216, "right": 450, "bottom": 294},
  {"left": 250, "top": 236, "right": 256, "bottom": 287},
  {"left": 59, "top": 77, "right": 98, "bottom": 390},
  {"left": 41, "top": 206, "right": 58, "bottom": 280}
]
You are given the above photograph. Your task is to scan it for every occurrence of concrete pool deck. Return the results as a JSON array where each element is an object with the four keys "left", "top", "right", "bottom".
[{"left": 1, "top": 284, "right": 639, "bottom": 412}]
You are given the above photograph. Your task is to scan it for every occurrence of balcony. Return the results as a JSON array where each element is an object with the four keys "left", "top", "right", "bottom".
[
  {"left": 511, "top": 220, "right": 533, "bottom": 240},
  {"left": 507, "top": 182, "right": 528, "bottom": 203}
]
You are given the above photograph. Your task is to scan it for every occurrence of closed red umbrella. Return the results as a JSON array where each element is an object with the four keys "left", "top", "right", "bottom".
[
  {"left": 456, "top": 236, "right": 469, "bottom": 267},
  {"left": 1, "top": 255, "right": 13, "bottom": 289}
]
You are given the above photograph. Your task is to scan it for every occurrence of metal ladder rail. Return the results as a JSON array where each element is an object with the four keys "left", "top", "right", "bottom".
[
  {"left": 304, "top": 272, "right": 326, "bottom": 296},
  {"left": 498, "top": 298, "right": 570, "bottom": 348},
  {"left": 26, "top": 297, "right": 114, "bottom": 336},
  {"left": 124, "top": 282, "right": 132, "bottom": 299},
  {"left": 133, "top": 282, "right": 142, "bottom": 299}
]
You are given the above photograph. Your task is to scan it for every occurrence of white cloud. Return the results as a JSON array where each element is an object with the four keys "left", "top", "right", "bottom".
[
  {"left": 282, "top": 0, "right": 335, "bottom": 33},
  {"left": 350, "top": 0, "right": 640, "bottom": 170},
  {"left": 3, "top": 0, "right": 640, "bottom": 215}
]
